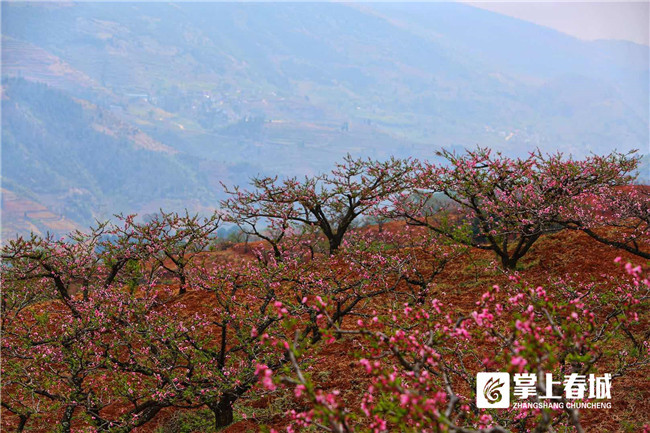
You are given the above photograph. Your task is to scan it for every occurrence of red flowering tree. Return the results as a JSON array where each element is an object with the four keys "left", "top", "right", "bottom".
[
  {"left": 341, "top": 226, "right": 467, "bottom": 305},
  {"left": 186, "top": 228, "right": 425, "bottom": 428},
  {"left": 563, "top": 186, "right": 650, "bottom": 259},
  {"left": 0, "top": 214, "right": 225, "bottom": 432},
  {"left": 221, "top": 155, "right": 414, "bottom": 256},
  {"left": 270, "top": 258, "right": 650, "bottom": 433},
  {"left": 390, "top": 148, "right": 638, "bottom": 269},
  {"left": 2, "top": 212, "right": 429, "bottom": 431},
  {"left": 1, "top": 222, "right": 126, "bottom": 306},
  {"left": 114, "top": 211, "right": 221, "bottom": 294}
]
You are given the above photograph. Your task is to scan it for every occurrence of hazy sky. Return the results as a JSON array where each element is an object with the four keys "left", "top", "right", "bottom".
[
  {"left": 4, "top": 1, "right": 648, "bottom": 45},
  {"left": 466, "top": 1, "right": 649, "bottom": 46}
]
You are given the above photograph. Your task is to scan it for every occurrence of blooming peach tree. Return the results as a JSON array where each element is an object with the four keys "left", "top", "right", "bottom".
[
  {"left": 221, "top": 155, "right": 414, "bottom": 255},
  {"left": 2, "top": 210, "right": 429, "bottom": 432},
  {"left": 113, "top": 210, "right": 221, "bottom": 294},
  {"left": 267, "top": 258, "right": 649, "bottom": 433},
  {"left": 390, "top": 148, "right": 638, "bottom": 269},
  {"left": 563, "top": 186, "right": 649, "bottom": 259}
]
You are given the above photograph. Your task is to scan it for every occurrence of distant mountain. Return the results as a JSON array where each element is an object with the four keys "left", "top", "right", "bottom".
[
  {"left": 2, "top": 2, "right": 648, "bottom": 238},
  {"left": 1, "top": 78, "right": 221, "bottom": 234}
]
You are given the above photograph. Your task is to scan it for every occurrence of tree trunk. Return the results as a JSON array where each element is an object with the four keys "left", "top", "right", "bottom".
[
  {"left": 500, "top": 254, "right": 518, "bottom": 270},
  {"left": 17, "top": 414, "right": 28, "bottom": 432},
  {"left": 328, "top": 234, "right": 344, "bottom": 255},
  {"left": 272, "top": 244, "right": 282, "bottom": 260},
  {"left": 208, "top": 394, "right": 236, "bottom": 429},
  {"left": 59, "top": 406, "right": 74, "bottom": 433},
  {"left": 179, "top": 272, "right": 186, "bottom": 295}
]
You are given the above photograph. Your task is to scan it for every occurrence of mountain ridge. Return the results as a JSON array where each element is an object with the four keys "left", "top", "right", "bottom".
[{"left": 2, "top": 2, "right": 648, "bottom": 239}]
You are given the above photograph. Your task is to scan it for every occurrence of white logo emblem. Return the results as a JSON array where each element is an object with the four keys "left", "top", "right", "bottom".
[{"left": 477, "top": 372, "right": 510, "bottom": 408}]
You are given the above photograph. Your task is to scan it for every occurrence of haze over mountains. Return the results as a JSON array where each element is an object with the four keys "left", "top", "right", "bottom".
[{"left": 2, "top": 2, "right": 648, "bottom": 239}]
